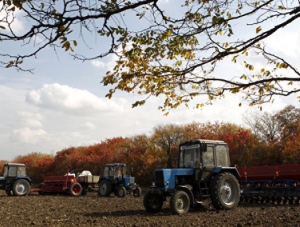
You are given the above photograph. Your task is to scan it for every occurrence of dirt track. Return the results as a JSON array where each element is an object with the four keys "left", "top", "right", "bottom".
[{"left": 1, "top": 191, "right": 300, "bottom": 227}]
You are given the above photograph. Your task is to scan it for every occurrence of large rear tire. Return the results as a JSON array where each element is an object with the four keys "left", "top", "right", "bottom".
[
  {"left": 143, "top": 190, "right": 163, "bottom": 213},
  {"left": 98, "top": 180, "right": 112, "bottom": 197},
  {"left": 12, "top": 179, "right": 30, "bottom": 196},
  {"left": 69, "top": 182, "right": 83, "bottom": 196},
  {"left": 170, "top": 190, "right": 190, "bottom": 215},
  {"left": 210, "top": 172, "right": 240, "bottom": 210}
]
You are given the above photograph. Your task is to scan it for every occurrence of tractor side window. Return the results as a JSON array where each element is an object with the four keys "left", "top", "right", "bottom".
[
  {"left": 202, "top": 146, "right": 214, "bottom": 166},
  {"left": 116, "top": 167, "right": 121, "bottom": 177},
  {"left": 8, "top": 166, "right": 17, "bottom": 177},
  {"left": 216, "top": 145, "right": 230, "bottom": 167},
  {"left": 17, "top": 167, "right": 26, "bottom": 177},
  {"left": 109, "top": 167, "right": 115, "bottom": 177},
  {"left": 103, "top": 167, "right": 109, "bottom": 176},
  {"left": 122, "top": 166, "right": 127, "bottom": 176}
]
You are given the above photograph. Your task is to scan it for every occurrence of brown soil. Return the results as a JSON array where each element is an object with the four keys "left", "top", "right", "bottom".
[{"left": 1, "top": 191, "right": 299, "bottom": 227}]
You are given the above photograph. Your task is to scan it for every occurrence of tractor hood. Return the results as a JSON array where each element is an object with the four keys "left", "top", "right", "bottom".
[{"left": 154, "top": 168, "right": 194, "bottom": 190}]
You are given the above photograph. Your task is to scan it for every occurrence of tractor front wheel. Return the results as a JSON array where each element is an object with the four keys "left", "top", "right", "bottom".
[
  {"left": 143, "top": 190, "right": 163, "bottom": 213},
  {"left": 170, "top": 190, "right": 190, "bottom": 215},
  {"left": 210, "top": 172, "right": 240, "bottom": 210},
  {"left": 69, "top": 182, "right": 83, "bottom": 196},
  {"left": 12, "top": 179, "right": 30, "bottom": 196},
  {"left": 116, "top": 186, "right": 126, "bottom": 198},
  {"left": 98, "top": 180, "right": 112, "bottom": 197},
  {"left": 133, "top": 187, "right": 142, "bottom": 197}
]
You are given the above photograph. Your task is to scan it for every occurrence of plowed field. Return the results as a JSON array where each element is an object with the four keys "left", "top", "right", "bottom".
[{"left": 1, "top": 191, "right": 300, "bottom": 227}]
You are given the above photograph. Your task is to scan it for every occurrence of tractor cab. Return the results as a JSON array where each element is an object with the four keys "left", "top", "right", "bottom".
[
  {"left": 1, "top": 163, "right": 28, "bottom": 182},
  {"left": 98, "top": 163, "right": 141, "bottom": 198},
  {"left": 103, "top": 163, "right": 127, "bottom": 180},
  {"left": 178, "top": 139, "right": 231, "bottom": 169}
]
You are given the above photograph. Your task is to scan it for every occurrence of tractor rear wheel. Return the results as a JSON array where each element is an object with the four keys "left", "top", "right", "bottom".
[
  {"left": 170, "top": 190, "right": 190, "bottom": 215},
  {"left": 116, "top": 186, "right": 126, "bottom": 197},
  {"left": 98, "top": 180, "right": 112, "bottom": 197},
  {"left": 133, "top": 187, "right": 142, "bottom": 197},
  {"left": 143, "top": 190, "right": 163, "bottom": 213},
  {"left": 210, "top": 172, "right": 240, "bottom": 210},
  {"left": 12, "top": 179, "right": 30, "bottom": 196},
  {"left": 69, "top": 182, "right": 83, "bottom": 196}
]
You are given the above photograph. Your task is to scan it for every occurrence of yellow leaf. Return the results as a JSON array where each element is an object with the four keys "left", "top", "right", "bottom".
[
  {"left": 256, "top": 26, "right": 262, "bottom": 33},
  {"left": 62, "top": 41, "right": 70, "bottom": 51}
]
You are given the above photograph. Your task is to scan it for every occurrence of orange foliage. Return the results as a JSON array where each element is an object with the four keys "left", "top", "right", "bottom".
[
  {"left": 282, "top": 130, "right": 300, "bottom": 164},
  {"left": 7, "top": 109, "right": 300, "bottom": 186},
  {"left": 12, "top": 152, "right": 54, "bottom": 183},
  {"left": 0, "top": 160, "right": 9, "bottom": 175}
]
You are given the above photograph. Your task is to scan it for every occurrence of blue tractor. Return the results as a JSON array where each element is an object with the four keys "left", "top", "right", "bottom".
[
  {"left": 143, "top": 139, "right": 241, "bottom": 215},
  {"left": 98, "top": 163, "right": 142, "bottom": 197},
  {"left": 0, "top": 163, "right": 32, "bottom": 196}
]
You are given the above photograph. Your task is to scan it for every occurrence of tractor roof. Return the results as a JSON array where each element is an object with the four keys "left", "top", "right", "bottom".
[
  {"left": 5, "top": 163, "right": 26, "bottom": 166},
  {"left": 105, "top": 163, "right": 127, "bottom": 167},
  {"left": 180, "top": 139, "right": 226, "bottom": 146}
]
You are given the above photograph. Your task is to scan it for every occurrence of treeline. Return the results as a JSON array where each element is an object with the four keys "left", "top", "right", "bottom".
[{"left": 1, "top": 105, "right": 300, "bottom": 186}]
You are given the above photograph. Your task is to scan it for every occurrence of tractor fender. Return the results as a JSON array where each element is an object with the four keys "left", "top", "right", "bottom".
[
  {"left": 15, "top": 176, "right": 32, "bottom": 184},
  {"left": 175, "top": 185, "right": 195, "bottom": 204},
  {"left": 213, "top": 167, "right": 241, "bottom": 183}
]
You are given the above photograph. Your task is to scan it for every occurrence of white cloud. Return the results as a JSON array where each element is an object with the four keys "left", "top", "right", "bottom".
[
  {"left": 10, "top": 127, "right": 48, "bottom": 144},
  {"left": 91, "top": 60, "right": 106, "bottom": 68},
  {"left": 26, "top": 83, "right": 127, "bottom": 115},
  {"left": 17, "top": 111, "right": 44, "bottom": 128},
  {"left": 79, "top": 121, "right": 96, "bottom": 130},
  {"left": 0, "top": 5, "right": 24, "bottom": 35},
  {"left": 264, "top": 26, "right": 300, "bottom": 60},
  {"left": 91, "top": 53, "right": 119, "bottom": 73}
]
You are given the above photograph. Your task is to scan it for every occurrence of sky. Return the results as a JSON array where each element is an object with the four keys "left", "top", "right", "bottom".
[{"left": 0, "top": 1, "right": 299, "bottom": 161}]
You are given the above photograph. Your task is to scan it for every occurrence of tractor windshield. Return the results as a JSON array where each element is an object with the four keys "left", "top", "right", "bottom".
[
  {"left": 103, "top": 164, "right": 128, "bottom": 178},
  {"left": 17, "top": 166, "right": 27, "bottom": 177},
  {"left": 179, "top": 144, "right": 200, "bottom": 168}
]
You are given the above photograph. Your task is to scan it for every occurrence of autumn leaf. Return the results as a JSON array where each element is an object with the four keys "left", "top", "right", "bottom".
[{"left": 256, "top": 26, "right": 262, "bottom": 33}]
